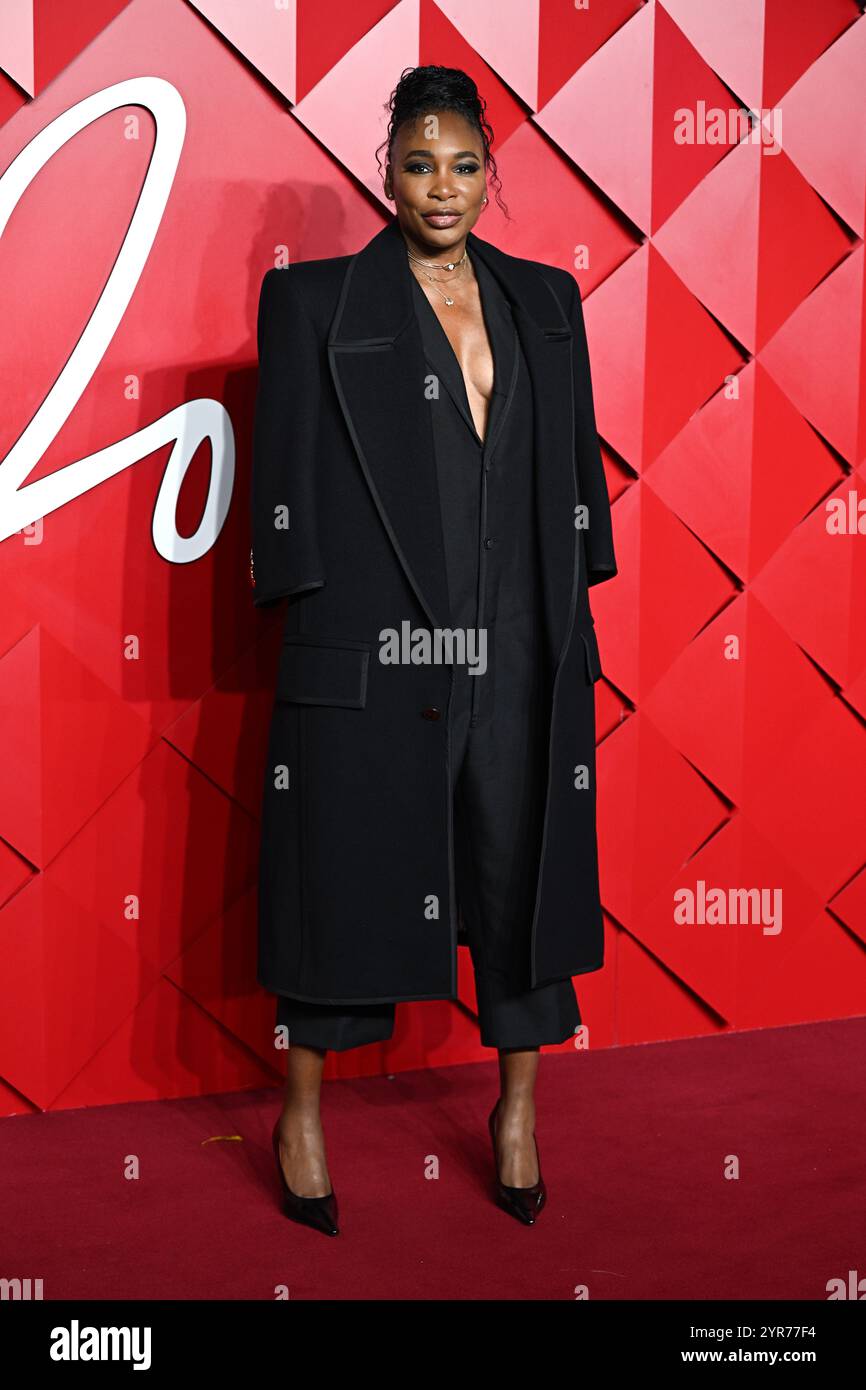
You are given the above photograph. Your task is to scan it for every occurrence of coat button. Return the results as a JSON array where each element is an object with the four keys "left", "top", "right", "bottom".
[
  {"left": 483, "top": 536, "right": 496, "bottom": 549},
  {"left": 421, "top": 707, "right": 441, "bottom": 721}
]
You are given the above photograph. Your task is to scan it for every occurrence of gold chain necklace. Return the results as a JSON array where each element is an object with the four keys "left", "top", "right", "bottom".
[{"left": 406, "top": 246, "right": 469, "bottom": 307}]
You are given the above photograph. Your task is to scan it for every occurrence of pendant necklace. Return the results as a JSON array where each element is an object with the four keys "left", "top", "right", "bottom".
[{"left": 406, "top": 246, "right": 469, "bottom": 307}]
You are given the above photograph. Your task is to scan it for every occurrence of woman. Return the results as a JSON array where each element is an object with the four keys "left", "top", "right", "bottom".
[{"left": 250, "top": 66, "right": 616, "bottom": 1237}]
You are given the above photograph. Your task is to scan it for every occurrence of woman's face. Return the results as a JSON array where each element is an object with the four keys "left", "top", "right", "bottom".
[{"left": 386, "top": 109, "right": 487, "bottom": 251}]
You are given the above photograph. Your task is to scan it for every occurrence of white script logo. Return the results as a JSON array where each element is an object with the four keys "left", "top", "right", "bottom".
[{"left": 0, "top": 78, "right": 233, "bottom": 563}]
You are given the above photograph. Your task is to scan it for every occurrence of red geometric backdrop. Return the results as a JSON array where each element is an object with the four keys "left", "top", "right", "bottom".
[{"left": 0, "top": 0, "right": 864, "bottom": 1115}]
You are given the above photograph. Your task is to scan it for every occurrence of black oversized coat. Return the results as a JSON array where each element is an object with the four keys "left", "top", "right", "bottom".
[{"left": 250, "top": 218, "right": 617, "bottom": 1004}]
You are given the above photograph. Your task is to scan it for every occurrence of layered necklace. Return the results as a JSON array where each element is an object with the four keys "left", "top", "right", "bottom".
[{"left": 406, "top": 244, "right": 469, "bottom": 307}]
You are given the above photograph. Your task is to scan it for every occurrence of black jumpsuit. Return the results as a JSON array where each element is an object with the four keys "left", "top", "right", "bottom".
[{"left": 274, "top": 253, "right": 582, "bottom": 1050}]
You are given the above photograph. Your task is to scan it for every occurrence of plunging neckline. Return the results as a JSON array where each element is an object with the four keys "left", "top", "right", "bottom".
[{"left": 410, "top": 266, "right": 497, "bottom": 447}]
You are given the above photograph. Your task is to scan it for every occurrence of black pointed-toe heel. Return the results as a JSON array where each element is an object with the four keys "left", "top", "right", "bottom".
[
  {"left": 271, "top": 1121, "right": 340, "bottom": 1237},
  {"left": 487, "top": 1098, "right": 546, "bottom": 1226}
]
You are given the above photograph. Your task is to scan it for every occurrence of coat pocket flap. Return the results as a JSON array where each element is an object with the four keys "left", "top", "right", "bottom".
[
  {"left": 277, "top": 637, "right": 370, "bottom": 708},
  {"left": 579, "top": 626, "right": 603, "bottom": 683}
]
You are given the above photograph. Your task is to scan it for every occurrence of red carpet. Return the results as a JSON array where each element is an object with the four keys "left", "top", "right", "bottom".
[{"left": 2, "top": 1018, "right": 864, "bottom": 1300}]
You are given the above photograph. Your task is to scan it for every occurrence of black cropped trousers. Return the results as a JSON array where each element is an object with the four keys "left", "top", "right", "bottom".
[{"left": 273, "top": 659, "right": 581, "bottom": 1052}]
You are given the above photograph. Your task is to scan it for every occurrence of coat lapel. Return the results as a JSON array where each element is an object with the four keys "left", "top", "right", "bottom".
[
  {"left": 469, "top": 232, "right": 579, "bottom": 672},
  {"left": 327, "top": 218, "right": 578, "bottom": 669},
  {"left": 410, "top": 257, "right": 517, "bottom": 460},
  {"left": 327, "top": 220, "right": 450, "bottom": 633}
]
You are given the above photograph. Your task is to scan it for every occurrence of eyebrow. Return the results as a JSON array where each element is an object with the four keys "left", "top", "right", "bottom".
[{"left": 402, "top": 149, "right": 481, "bottom": 160}]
